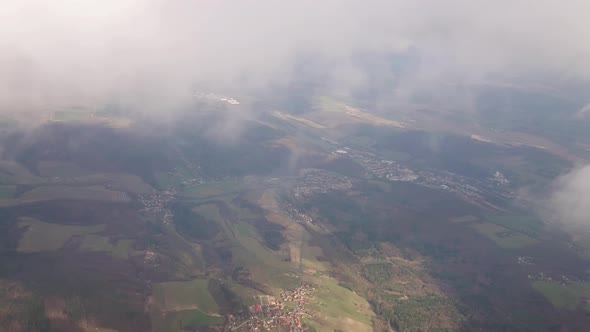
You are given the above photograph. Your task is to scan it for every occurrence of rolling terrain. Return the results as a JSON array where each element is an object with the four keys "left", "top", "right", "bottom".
[{"left": 0, "top": 94, "right": 589, "bottom": 332}]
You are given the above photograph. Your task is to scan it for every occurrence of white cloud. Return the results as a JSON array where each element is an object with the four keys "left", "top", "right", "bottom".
[
  {"left": 548, "top": 165, "right": 590, "bottom": 228},
  {"left": 1, "top": 0, "right": 590, "bottom": 113}
]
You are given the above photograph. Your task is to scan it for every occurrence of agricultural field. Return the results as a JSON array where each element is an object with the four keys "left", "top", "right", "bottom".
[
  {"left": 532, "top": 281, "right": 590, "bottom": 311},
  {"left": 151, "top": 308, "right": 224, "bottom": 332},
  {"left": 305, "top": 275, "right": 374, "bottom": 332},
  {"left": 87, "top": 173, "right": 154, "bottom": 194},
  {"left": 155, "top": 166, "right": 196, "bottom": 189},
  {"left": 228, "top": 221, "right": 294, "bottom": 283},
  {"left": 145, "top": 225, "right": 206, "bottom": 279},
  {"left": 151, "top": 279, "right": 225, "bottom": 331},
  {"left": 0, "top": 159, "right": 154, "bottom": 197},
  {"left": 46, "top": 173, "right": 153, "bottom": 194},
  {"left": 180, "top": 178, "right": 245, "bottom": 200},
  {"left": 16, "top": 185, "right": 129, "bottom": 204},
  {"left": 192, "top": 203, "right": 225, "bottom": 224},
  {"left": 196, "top": 204, "right": 300, "bottom": 290},
  {"left": 17, "top": 217, "right": 105, "bottom": 252},
  {"left": 77, "top": 235, "right": 134, "bottom": 259},
  {"left": 151, "top": 279, "right": 219, "bottom": 314},
  {"left": 469, "top": 222, "right": 539, "bottom": 249},
  {"left": 485, "top": 214, "right": 543, "bottom": 238},
  {"left": 300, "top": 239, "right": 329, "bottom": 273}
]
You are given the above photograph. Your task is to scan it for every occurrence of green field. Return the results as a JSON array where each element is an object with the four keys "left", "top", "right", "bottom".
[
  {"left": 155, "top": 167, "right": 196, "bottom": 189},
  {"left": 43, "top": 173, "right": 153, "bottom": 194},
  {"left": 486, "top": 214, "right": 542, "bottom": 237},
  {"left": 151, "top": 309, "right": 224, "bottom": 332},
  {"left": 78, "top": 235, "right": 134, "bottom": 259},
  {"left": 469, "top": 222, "right": 538, "bottom": 249},
  {"left": 18, "top": 217, "right": 105, "bottom": 252},
  {"left": 0, "top": 160, "right": 154, "bottom": 196},
  {"left": 306, "top": 275, "right": 374, "bottom": 331},
  {"left": 152, "top": 279, "right": 219, "bottom": 314},
  {"left": 192, "top": 199, "right": 298, "bottom": 289},
  {"left": 224, "top": 281, "right": 260, "bottom": 306},
  {"left": 229, "top": 221, "right": 295, "bottom": 286},
  {"left": 0, "top": 185, "right": 16, "bottom": 198},
  {"left": 38, "top": 165, "right": 154, "bottom": 194},
  {"left": 192, "top": 203, "right": 225, "bottom": 223},
  {"left": 180, "top": 179, "right": 245, "bottom": 200},
  {"left": 532, "top": 281, "right": 590, "bottom": 311},
  {"left": 92, "top": 174, "right": 154, "bottom": 194},
  {"left": 301, "top": 239, "right": 329, "bottom": 273},
  {"left": 0, "top": 185, "right": 130, "bottom": 206},
  {"left": 195, "top": 197, "right": 303, "bottom": 288},
  {"left": 22, "top": 185, "right": 128, "bottom": 201}
]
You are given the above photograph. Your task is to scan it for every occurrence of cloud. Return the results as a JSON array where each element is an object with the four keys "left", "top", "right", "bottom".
[
  {"left": 576, "top": 103, "right": 590, "bottom": 119},
  {"left": 548, "top": 165, "right": 590, "bottom": 229},
  {"left": 1, "top": 0, "right": 590, "bottom": 114}
]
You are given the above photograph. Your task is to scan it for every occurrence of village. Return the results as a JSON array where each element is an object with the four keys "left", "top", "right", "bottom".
[
  {"left": 335, "top": 148, "right": 418, "bottom": 182},
  {"left": 331, "top": 145, "right": 515, "bottom": 211},
  {"left": 292, "top": 168, "right": 354, "bottom": 197},
  {"left": 414, "top": 169, "right": 516, "bottom": 210},
  {"left": 138, "top": 188, "right": 177, "bottom": 224},
  {"left": 224, "top": 283, "right": 316, "bottom": 332},
  {"left": 279, "top": 201, "right": 313, "bottom": 225}
]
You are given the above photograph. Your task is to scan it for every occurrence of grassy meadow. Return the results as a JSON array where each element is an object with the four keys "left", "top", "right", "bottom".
[
  {"left": 152, "top": 279, "right": 219, "bottom": 314},
  {"left": 469, "top": 222, "right": 538, "bottom": 249},
  {"left": 18, "top": 217, "right": 105, "bottom": 253},
  {"left": 532, "top": 281, "right": 590, "bottom": 311},
  {"left": 78, "top": 235, "right": 134, "bottom": 259}
]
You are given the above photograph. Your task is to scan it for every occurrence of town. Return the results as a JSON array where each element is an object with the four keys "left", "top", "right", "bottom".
[
  {"left": 279, "top": 201, "right": 314, "bottom": 225},
  {"left": 223, "top": 283, "right": 316, "bottom": 332},
  {"left": 292, "top": 168, "right": 354, "bottom": 197},
  {"left": 332, "top": 145, "right": 515, "bottom": 212},
  {"left": 138, "top": 188, "right": 177, "bottom": 224}
]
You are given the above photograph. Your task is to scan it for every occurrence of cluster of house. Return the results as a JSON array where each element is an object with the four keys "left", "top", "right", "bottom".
[
  {"left": 227, "top": 283, "right": 316, "bottom": 332},
  {"left": 138, "top": 189, "right": 177, "bottom": 224}
]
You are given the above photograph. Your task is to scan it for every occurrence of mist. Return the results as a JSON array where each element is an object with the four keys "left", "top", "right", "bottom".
[
  {"left": 2, "top": 0, "right": 590, "bottom": 116},
  {"left": 548, "top": 165, "right": 590, "bottom": 231}
]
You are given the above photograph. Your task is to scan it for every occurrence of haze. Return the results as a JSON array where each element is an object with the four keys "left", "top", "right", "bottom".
[
  {"left": 1, "top": 0, "right": 590, "bottom": 113},
  {"left": 2, "top": 0, "right": 590, "bottom": 228}
]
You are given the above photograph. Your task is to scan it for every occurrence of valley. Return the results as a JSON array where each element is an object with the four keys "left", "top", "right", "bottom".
[{"left": 0, "top": 97, "right": 588, "bottom": 331}]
